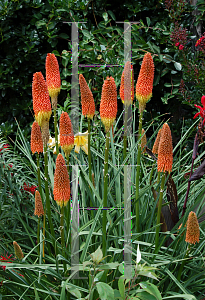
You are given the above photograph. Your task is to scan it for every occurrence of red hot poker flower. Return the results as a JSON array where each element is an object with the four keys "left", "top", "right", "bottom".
[
  {"left": 53, "top": 154, "right": 70, "bottom": 207},
  {"left": 120, "top": 62, "right": 134, "bottom": 106},
  {"left": 193, "top": 95, "right": 205, "bottom": 126},
  {"left": 79, "top": 74, "right": 95, "bottom": 119},
  {"left": 32, "top": 72, "right": 52, "bottom": 127},
  {"left": 60, "top": 112, "right": 74, "bottom": 156},
  {"left": 136, "top": 52, "right": 154, "bottom": 112},
  {"left": 157, "top": 123, "right": 173, "bottom": 173},
  {"left": 100, "top": 76, "right": 117, "bottom": 132},
  {"left": 46, "top": 53, "right": 61, "bottom": 109},
  {"left": 30, "top": 121, "right": 43, "bottom": 154}
]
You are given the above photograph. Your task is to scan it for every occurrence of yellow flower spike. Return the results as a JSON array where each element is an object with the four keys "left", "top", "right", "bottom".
[{"left": 74, "top": 131, "right": 88, "bottom": 155}]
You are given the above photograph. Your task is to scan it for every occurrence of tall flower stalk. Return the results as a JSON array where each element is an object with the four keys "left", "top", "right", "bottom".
[
  {"left": 135, "top": 52, "right": 154, "bottom": 234},
  {"left": 53, "top": 153, "right": 70, "bottom": 270},
  {"left": 32, "top": 72, "right": 55, "bottom": 250},
  {"left": 79, "top": 74, "right": 95, "bottom": 188},
  {"left": 46, "top": 53, "right": 61, "bottom": 156},
  {"left": 155, "top": 123, "right": 173, "bottom": 252},
  {"left": 100, "top": 77, "right": 117, "bottom": 257},
  {"left": 34, "top": 190, "right": 44, "bottom": 256},
  {"left": 59, "top": 111, "right": 74, "bottom": 251},
  {"left": 120, "top": 62, "right": 134, "bottom": 160},
  {"left": 177, "top": 211, "right": 200, "bottom": 282}
]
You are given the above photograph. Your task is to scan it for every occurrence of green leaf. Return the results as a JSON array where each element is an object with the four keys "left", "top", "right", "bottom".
[
  {"left": 162, "top": 295, "right": 196, "bottom": 300},
  {"left": 146, "top": 17, "right": 151, "bottom": 27},
  {"left": 58, "top": 33, "right": 69, "bottom": 39},
  {"left": 139, "top": 282, "right": 162, "bottom": 300},
  {"left": 82, "top": 29, "right": 91, "bottom": 39},
  {"left": 103, "top": 12, "right": 108, "bottom": 22},
  {"left": 118, "top": 277, "right": 125, "bottom": 300},
  {"left": 108, "top": 10, "right": 116, "bottom": 21},
  {"left": 96, "top": 282, "right": 114, "bottom": 300},
  {"left": 137, "top": 291, "right": 159, "bottom": 300},
  {"left": 90, "top": 246, "right": 103, "bottom": 264},
  {"left": 174, "top": 61, "right": 182, "bottom": 71}
]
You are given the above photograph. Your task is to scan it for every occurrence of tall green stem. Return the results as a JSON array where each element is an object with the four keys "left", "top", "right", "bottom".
[
  {"left": 66, "top": 155, "right": 71, "bottom": 254},
  {"left": 60, "top": 204, "right": 66, "bottom": 272},
  {"left": 102, "top": 131, "right": 110, "bottom": 257},
  {"left": 155, "top": 172, "right": 166, "bottom": 253},
  {"left": 37, "top": 217, "right": 40, "bottom": 256},
  {"left": 53, "top": 107, "right": 59, "bottom": 155},
  {"left": 123, "top": 105, "right": 129, "bottom": 160},
  {"left": 135, "top": 110, "right": 143, "bottom": 234},
  {"left": 37, "top": 153, "right": 43, "bottom": 198},
  {"left": 44, "top": 145, "right": 55, "bottom": 249},
  {"left": 88, "top": 118, "right": 92, "bottom": 184}
]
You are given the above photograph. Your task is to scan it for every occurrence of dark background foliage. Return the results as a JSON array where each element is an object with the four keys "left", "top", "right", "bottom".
[{"left": 0, "top": 0, "right": 204, "bottom": 145}]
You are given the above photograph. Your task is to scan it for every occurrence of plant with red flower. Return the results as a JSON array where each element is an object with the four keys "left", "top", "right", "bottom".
[
  {"left": 175, "top": 42, "right": 180, "bottom": 47},
  {"left": 23, "top": 183, "right": 37, "bottom": 195},
  {"left": 179, "top": 44, "right": 184, "bottom": 50},
  {"left": 0, "top": 254, "right": 14, "bottom": 271},
  {"left": 0, "top": 143, "right": 9, "bottom": 153},
  {"left": 193, "top": 95, "right": 205, "bottom": 126}
]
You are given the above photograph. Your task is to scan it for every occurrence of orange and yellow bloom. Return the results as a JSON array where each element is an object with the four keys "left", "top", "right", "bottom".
[
  {"left": 100, "top": 76, "right": 117, "bottom": 132},
  {"left": 157, "top": 123, "right": 173, "bottom": 173},
  {"left": 185, "top": 211, "right": 200, "bottom": 244},
  {"left": 59, "top": 112, "right": 74, "bottom": 156},
  {"left": 32, "top": 72, "right": 52, "bottom": 127},
  {"left": 79, "top": 74, "right": 95, "bottom": 119},
  {"left": 136, "top": 52, "right": 154, "bottom": 112},
  {"left": 30, "top": 121, "right": 43, "bottom": 154},
  {"left": 53, "top": 154, "right": 70, "bottom": 207},
  {"left": 46, "top": 53, "right": 61, "bottom": 108},
  {"left": 13, "top": 241, "right": 24, "bottom": 260},
  {"left": 120, "top": 61, "right": 134, "bottom": 106}
]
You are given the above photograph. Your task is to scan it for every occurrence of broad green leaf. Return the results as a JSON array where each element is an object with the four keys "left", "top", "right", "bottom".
[
  {"left": 90, "top": 246, "right": 103, "bottom": 264},
  {"left": 139, "top": 282, "right": 162, "bottom": 300},
  {"left": 96, "top": 282, "right": 114, "bottom": 300},
  {"left": 82, "top": 29, "right": 91, "bottom": 39},
  {"left": 108, "top": 10, "right": 116, "bottom": 20},
  {"left": 118, "top": 277, "right": 125, "bottom": 300},
  {"left": 174, "top": 61, "right": 182, "bottom": 71},
  {"left": 162, "top": 295, "right": 196, "bottom": 300},
  {"left": 137, "top": 291, "right": 159, "bottom": 300}
]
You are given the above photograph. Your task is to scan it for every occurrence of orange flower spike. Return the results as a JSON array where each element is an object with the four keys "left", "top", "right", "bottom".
[
  {"left": 30, "top": 121, "right": 43, "bottom": 154},
  {"left": 136, "top": 52, "right": 154, "bottom": 112},
  {"left": 120, "top": 62, "right": 134, "bottom": 106},
  {"left": 53, "top": 154, "right": 70, "bottom": 207},
  {"left": 100, "top": 76, "right": 117, "bottom": 132},
  {"left": 79, "top": 74, "right": 95, "bottom": 119},
  {"left": 46, "top": 53, "right": 61, "bottom": 109},
  {"left": 60, "top": 112, "right": 74, "bottom": 156},
  {"left": 32, "top": 72, "right": 52, "bottom": 127},
  {"left": 34, "top": 190, "right": 44, "bottom": 217},
  {"left": 152, "top": 128, "right": 162, "bottom": 155},
  {"left": 185, "top": 211, "right": 200, "bottom": 244},
  {"left": 157, "top": 123, "right": 173, "bottom": 173}
]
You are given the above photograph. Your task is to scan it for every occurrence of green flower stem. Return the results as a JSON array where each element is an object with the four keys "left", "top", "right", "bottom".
[
  {"left": 60, "top": 204, "right": 66, "bottom": 272},
  {"left": 177, "top": 244, "right": 191, "bottom": 282},
  {"left": 37, "top": 217, "right": 40, "bottom": 256},
  {"left": 102, "top": 131, "right": 110, "bottom": 257},
  {"left": 88, "top": 118, "right": 94, "bottom": 220},
  {"left": 135, "top": 110, "right": 143, "bottom": 234},
  {"left": 53, "top": 107, "right": 59, "bottom": 155},
  {"left": 44, "top": 145, "right": 55, "bottom": 250},
  {"left": 123, "top": 105, "right": 129, "bottom": 160},
  {"left": 88, "top": 118, "right": 92, "bottom": 184},
  {"left": 66, "top": 154, "right": 71, "bottom": 254},
  {"left": 149, "top": 163, "right": 155, "bottom": 185},
  {"left": 37, "top": 153, "right": 43, "bottom": 198},
  {"left": 155, "top": 171, "right": 166, "bottom": 253}
]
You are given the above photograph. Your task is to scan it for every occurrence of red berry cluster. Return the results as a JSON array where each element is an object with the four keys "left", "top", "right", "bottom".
[{"left": 23, "top": 182, "right": 37, "bottom": 194}]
